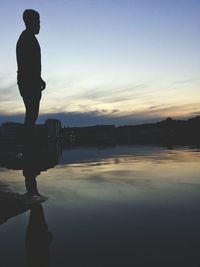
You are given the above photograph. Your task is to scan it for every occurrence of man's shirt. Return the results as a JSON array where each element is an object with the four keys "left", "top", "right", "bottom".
[{"left": 16, "top": 30, "right": 41, "bottom": 93}]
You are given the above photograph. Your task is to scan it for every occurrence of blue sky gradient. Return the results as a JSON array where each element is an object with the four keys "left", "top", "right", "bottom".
[{"left": 0, "top": 0, "right": 199, "bottom": 126}]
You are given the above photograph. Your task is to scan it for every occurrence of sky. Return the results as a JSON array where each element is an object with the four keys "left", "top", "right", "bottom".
[{"left": 0, "top": 0, "right": 199, "bottom": 126}]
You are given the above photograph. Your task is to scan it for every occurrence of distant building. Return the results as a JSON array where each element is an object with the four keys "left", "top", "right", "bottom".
[
  {"left": 45, "top": 119, "right": 62, "bottom": 138},
  {"left": 67, "top": 125, "right": 116, "bottom": 144},
  {"left": 1, "top": 122, "right": 23, "bottom": 140}
]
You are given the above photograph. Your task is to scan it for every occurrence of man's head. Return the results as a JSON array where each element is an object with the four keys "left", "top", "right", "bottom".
[{"left": 23, "top": 9, "right": 40, "bottom": 34}]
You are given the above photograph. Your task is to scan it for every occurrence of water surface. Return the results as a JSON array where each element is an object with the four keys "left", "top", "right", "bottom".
[{"left": 0, "top": 145, "right": 200, "bottom": 266}]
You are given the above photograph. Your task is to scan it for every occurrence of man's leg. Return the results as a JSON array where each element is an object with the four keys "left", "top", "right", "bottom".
[
  {"left": 25, "top": 175, "right": 40, "bottom": 196},
  {"left": 23, "top": 92, "right": 41, "bottom": 141}
]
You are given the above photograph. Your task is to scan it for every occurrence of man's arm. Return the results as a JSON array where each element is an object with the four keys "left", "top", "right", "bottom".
[{"left": 40, "top": 78, "right": 46, "bottom": 90}]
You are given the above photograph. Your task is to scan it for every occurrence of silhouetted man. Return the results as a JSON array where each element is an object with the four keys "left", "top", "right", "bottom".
[{"left": 16, "top": 9, "right": 46, "bottom": 139}]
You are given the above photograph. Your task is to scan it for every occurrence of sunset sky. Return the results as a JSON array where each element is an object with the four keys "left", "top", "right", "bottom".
[{"left": 0, "top": 0, "right": 199, "bottom": 126}]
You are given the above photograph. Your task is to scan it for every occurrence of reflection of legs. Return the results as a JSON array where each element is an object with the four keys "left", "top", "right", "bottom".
[{"left": 26, "top": 204, "right": 53, "bottom": 267}]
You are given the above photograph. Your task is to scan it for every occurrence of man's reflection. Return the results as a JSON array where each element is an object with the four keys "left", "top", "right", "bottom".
[
  {"left": 0, "top": 141, "right": 55, "bottom": 266},
  {"left": 25, "top": 204, "right": 53, "bottom": 267}
]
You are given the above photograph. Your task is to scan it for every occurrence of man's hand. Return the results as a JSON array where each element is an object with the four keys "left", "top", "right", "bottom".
[{"left": 40, "top": 78, "right": 46, "bottom": 91}]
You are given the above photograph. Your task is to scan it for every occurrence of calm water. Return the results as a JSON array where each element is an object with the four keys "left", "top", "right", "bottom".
[{"left": 0, "top": 145, "right": 200, "bottom": 267}]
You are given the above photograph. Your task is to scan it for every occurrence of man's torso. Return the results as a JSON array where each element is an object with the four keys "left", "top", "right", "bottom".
[{"left": 16, "top": 30, "right": 41, "bottom": 96}]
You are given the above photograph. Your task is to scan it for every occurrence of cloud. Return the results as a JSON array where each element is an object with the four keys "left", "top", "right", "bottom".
[
  {"left": 0, "top": 100, "right": 199, "bottom": 127},
  {"left": 148, "top": 105, "right": 163, "bottom": 110},
  {"left": 188, "top": 111, "right": 200, "bottom": 117},
  {"left": 0, "top": 75, "right": 199, "bottom": 128},
  {"left": 0, "top": 81, "right": 18, "bottom": 101},
  {"left": 173, "top": 78, "right": 199, "bottom": 85},
  {"left": 0, "top": 110, "right": 160, "bottom": 127},
  {"left": 80, "top": 83, "right": 150, "bottom": 104}
]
